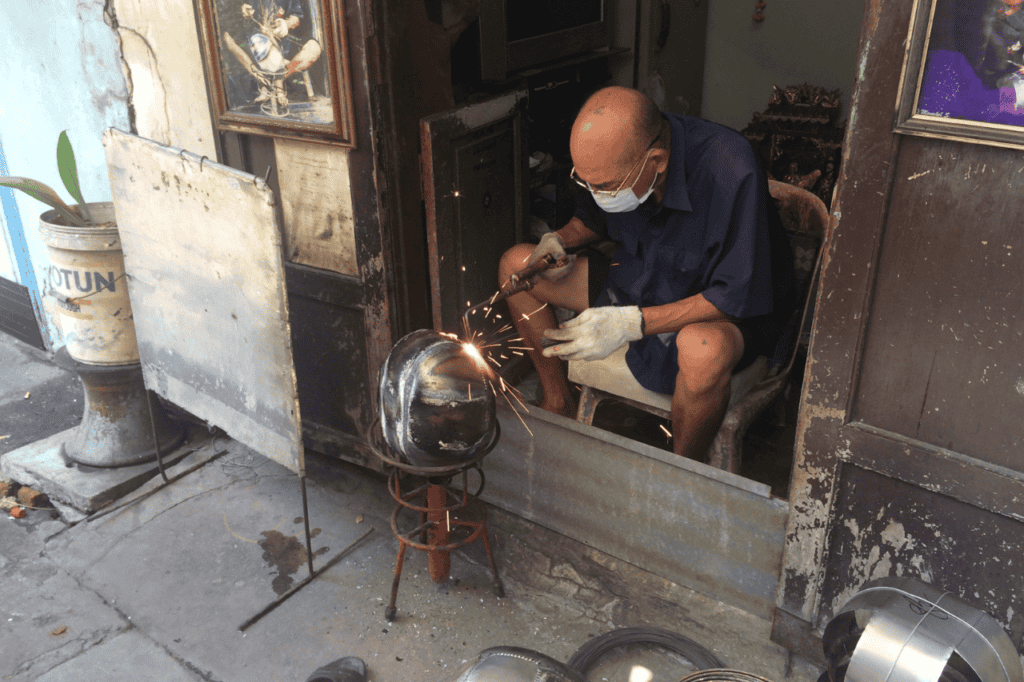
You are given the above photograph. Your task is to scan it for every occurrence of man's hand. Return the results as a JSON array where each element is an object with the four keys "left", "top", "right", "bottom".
[
  {"left": 542, "top": 306, "right": 644, "bottom": 361},
  {"left": 528, "top": 232, "right": 575, "bottom": 281}
]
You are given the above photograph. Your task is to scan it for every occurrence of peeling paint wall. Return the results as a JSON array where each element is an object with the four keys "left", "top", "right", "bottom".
[
  {"left": 820, "top": 467, "right": 1024, "bottom": 650},
  {"left": 108, "top": 0, "right": 216, "bottom": 158},
  {"left": 775, "top": 0, "right": 1024, "bottom": 663},
  {"left": 0, "top": 0, "right": 131, "bottom": 347}
]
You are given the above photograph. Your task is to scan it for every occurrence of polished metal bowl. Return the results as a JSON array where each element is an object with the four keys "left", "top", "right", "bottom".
[
  {"left": 451, "top": 646, "right": 585, "bottom": 682},
  {"left": 822, "top": 577, "right": 1023, "bottom": 682},
  {"left": 378, "top": 329, "right": 498, "bottom": 468}
]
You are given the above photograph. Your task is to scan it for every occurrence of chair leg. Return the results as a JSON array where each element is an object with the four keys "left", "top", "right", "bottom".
[
  {"left": 707, "top": 429, "right": 741, "bottom": 474},
  {"left": 576, "top": 386, "right": 602, "bottom": 425}
]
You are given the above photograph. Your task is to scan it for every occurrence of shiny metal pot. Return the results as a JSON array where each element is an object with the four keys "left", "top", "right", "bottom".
[
  {"left": 379, "top": 329, "right": 498, "bottom": 468},
  {"left": 451, "top": 647, "right": 585, "bottom": 682},
  {"left": 822, "top": 577, "right": 1023, "bottom": 682}
]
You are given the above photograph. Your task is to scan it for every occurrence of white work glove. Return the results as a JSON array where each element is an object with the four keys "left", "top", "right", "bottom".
[
  {"left": 528, "top": 232, "right": 576, "bottom": 281},
  {"left": 542, "top": 306, "right": 644, "bottom": 361}
]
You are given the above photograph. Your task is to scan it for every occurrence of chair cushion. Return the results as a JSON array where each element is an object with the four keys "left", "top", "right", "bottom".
[{"left": 568, "top": 348, "right": 768, "bottom": 412}]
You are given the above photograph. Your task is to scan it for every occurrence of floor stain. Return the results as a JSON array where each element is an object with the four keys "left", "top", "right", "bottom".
[{"left": 258, "top": 529, "right": 328, "bottom": 595}]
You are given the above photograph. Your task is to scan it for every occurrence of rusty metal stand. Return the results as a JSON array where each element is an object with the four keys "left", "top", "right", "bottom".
[{"left": 371, "top": 428, "right": 504, "bottom": 622}]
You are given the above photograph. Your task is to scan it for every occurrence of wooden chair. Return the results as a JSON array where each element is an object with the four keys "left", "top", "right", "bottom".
[{"left": 567, "top": 179, "right": 828, "bottom": 473}]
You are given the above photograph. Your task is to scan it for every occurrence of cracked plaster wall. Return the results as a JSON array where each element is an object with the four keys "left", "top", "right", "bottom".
[
  {"left": 107, "top": 0, "right": 216, "bottom": 159},
  {"left": 1, "top": 0, "right": 215, "bottom": 347}
]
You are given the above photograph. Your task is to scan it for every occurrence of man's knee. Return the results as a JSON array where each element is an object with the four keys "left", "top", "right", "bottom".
[
  {"left": 675, "top": 323, "right": 743, "bottom": 394},
  {"left": 498, "top": 243, "right": 534, "bottom": 285}
]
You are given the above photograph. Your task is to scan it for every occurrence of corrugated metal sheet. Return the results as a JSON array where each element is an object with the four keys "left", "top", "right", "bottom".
[
  {"left": 482, "top": 405, "right": 789, "bottom": 620},
  {"left": 103, "top": 129, "right": 303, "bottom": 474}
]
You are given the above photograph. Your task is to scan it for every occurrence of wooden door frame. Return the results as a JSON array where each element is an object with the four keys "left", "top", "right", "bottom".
[
  {"left": 774, "top": 2, "right": 907, "bottom": 649},
  {"left": 773, "top": 0, "right": 1024, "bottom": 660}
]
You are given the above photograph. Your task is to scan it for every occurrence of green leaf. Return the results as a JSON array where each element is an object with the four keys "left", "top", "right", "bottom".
[
  {"left": 0, "top": 176, "right": 87, "bottom": 227},
  {"left": 56, "top": 130, "right": 91, "bottom": 223}
]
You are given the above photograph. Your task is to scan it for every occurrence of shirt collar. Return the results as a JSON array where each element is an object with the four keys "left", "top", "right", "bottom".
[{"left": 659, "top": 113, "right": 691, "bottom": 212}]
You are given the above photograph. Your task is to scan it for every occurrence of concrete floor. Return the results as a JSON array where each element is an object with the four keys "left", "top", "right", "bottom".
[{"left": 0, "top": 334, "right": 823, "bottom": 682}]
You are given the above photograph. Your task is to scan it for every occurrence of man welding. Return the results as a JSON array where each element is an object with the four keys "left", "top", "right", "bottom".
[{"left": 498, "top": 86, "right": 794, "bottom": 460}]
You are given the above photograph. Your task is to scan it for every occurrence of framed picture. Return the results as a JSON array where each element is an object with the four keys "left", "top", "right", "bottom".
[
  {"left": 895, "top": 0, "right": 1024, "bottom": 150},
  {"left": 195, "top": 0, "right": 355, "bottom": 146}
]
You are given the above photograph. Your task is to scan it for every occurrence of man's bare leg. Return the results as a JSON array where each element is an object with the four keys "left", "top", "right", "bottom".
[
  {"left": 498, "top": 244, "right": 589, "bottom": 418},
  {"left": 671, "top": 321, "right": 744, "bottom": 459}
]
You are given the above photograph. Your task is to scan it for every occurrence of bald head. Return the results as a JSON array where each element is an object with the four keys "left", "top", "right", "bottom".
[{"left": 570, "top": 87, "right": 664, "bottom": 188}]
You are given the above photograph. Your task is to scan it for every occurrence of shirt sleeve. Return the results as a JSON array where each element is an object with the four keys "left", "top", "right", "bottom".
[{"left": 698, "top": 140, "right": 776, "bottom": 320}]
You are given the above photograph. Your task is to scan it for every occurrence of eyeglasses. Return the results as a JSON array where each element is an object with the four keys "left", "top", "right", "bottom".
[{"left": 570, "top": 132, "right": 660, "bottom": 198}]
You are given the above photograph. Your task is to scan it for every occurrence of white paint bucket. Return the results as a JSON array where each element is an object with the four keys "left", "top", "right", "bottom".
[{"left": 39, "top": 202, "right": 140, "bottom": 365}]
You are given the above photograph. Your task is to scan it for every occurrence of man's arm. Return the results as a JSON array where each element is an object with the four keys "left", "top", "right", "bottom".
[
  {"left": 553, "top": 216, "right": 601, "bottom": 249},
  {"left": 640, "top": 293, "right": 735, "bottom": 336}
]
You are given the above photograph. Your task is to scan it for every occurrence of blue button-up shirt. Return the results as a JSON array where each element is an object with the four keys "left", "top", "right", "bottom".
[{"left": 574, "top": 113, "right": 793, "bottom": 393}]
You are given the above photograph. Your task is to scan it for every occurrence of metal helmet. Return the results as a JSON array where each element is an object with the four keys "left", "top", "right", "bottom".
[
  {"left": 451, "top": 647, "right": 585, "bottom": 682},
  {"left": 378, "top": 329, "right": 497, "bottom": 468}
]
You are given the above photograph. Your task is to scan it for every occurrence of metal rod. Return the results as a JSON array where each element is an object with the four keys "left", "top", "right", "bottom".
[
  {"left": 480, "top": 519, "right": 505, "bottom": 598},
  {"left": 84, "top": 448, "right": 230, "bottom": 524},
  {"left": 145, "top": 389, "right": 169, "bottom": 484},
  {"left": 300, "top": 475, "right": 315, "bottom": 578},
  {"left": 385, "top": 538, "right": 407, "bottom": 622},
  {"left": 239, "top": 527, "right": 374, "bottom": 631}
]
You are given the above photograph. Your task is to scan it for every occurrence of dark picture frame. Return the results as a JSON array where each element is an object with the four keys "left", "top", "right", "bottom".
[
  {"left": 195, "top": 0, "right": 355, "bottom": 146},
  {"left": 895, "top": 0, "right": 1024, "bottom": 150}
]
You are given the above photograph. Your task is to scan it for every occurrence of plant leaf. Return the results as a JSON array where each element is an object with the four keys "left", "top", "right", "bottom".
[
  {"left": 57, "top": 130, "right": 91, "bottom": 223},
  {"left": 0, "top": 176, "right": 87, "bottom": 227}
]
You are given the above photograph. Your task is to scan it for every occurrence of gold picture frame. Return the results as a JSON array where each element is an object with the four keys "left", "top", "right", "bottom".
[
  {"left": 195, "top": 0, "right": 355, "bottom": 146},
  {"left": 895, "top": 0, "right": 1024, "bottom": 150}
]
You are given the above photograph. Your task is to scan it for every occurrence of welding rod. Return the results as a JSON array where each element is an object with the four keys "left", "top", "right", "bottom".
[{"left": 508, "top": 253, "right": 559, "bottom": 286}]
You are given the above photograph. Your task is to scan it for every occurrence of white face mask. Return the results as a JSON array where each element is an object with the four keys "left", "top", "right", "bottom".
[{"left": 591, "top": 172, "right": 659, "bottom": 213}]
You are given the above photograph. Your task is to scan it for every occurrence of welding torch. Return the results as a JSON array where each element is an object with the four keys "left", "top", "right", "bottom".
[{"left": 462, "top": 252, "right": 573, "bottom": 338}]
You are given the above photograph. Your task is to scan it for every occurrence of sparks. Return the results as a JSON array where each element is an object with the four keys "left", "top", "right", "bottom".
[
  {"left": 497, "top": 382, "right": 533, "bottom": 437},
  {"left": 659, "top": 424, "right": 672, "bottom": 440},
  {"left": 462, "top": 342, "right": 486, "bottom": 366},
  {"left": 501, "top": 380, "right": 532, "bottom": 412},
  {"left": 520, "top": 302, "right": 548, "bottom": 321}
]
